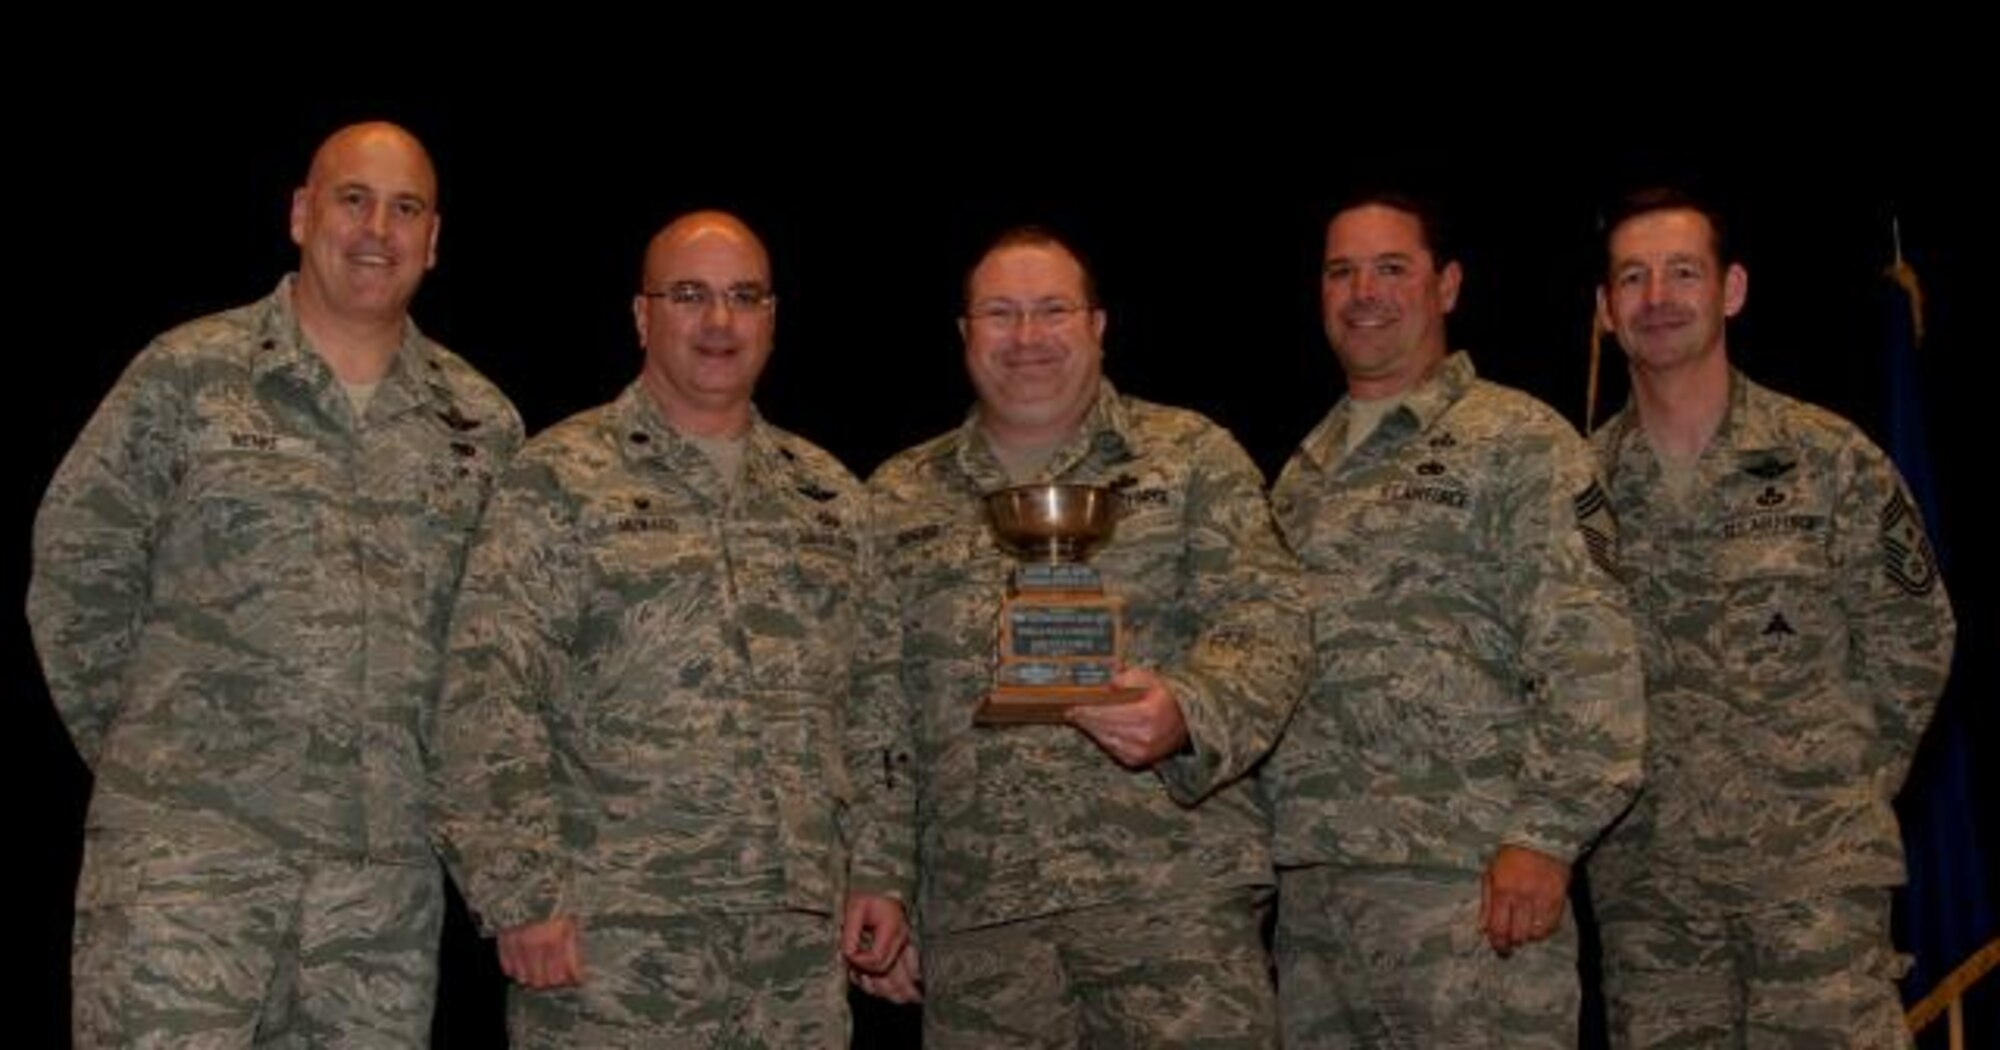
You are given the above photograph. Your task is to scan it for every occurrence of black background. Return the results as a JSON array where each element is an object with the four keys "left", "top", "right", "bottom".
[{"left": 14, "top": 68, "right": 1993, "bottom": 1047}]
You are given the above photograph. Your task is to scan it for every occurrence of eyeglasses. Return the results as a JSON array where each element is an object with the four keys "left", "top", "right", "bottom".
[
  {"left": 966, "top": 299, "right": 1091, "bottom": 330},
  {"left": 641, "top": 281, "right": 776, "bottom": 312}
]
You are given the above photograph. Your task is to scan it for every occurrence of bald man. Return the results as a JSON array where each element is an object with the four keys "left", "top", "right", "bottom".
[
  {"left": 29, "top": 121, "right": 523, "bottom": 1046},
  {"left": 433, "top": 211, "right": 905, "bottom": 1047}
]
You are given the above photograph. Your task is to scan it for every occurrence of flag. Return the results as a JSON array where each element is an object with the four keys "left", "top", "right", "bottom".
[{"left": 1883, "top": 223, "right": 1998, "bottom": 1041}]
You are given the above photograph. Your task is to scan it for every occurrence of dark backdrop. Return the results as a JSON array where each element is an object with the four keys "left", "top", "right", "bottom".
[{"left": 15, "top": 82, "right": 1992, "bottom": 1047}]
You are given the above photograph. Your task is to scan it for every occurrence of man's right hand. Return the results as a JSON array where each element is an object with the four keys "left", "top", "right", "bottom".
[
  {"left": 498, "top": 914, "right": 585, "bottom": 989},
  {"left": 850, "top": 938, "right": 922, "bottom": 1004}
]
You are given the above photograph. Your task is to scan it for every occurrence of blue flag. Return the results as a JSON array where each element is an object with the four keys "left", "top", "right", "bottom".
[{"left": 1883, "top": 244, "right": 1997, "bottom": 1038}]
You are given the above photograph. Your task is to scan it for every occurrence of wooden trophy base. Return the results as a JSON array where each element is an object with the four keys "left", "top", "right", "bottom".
[{"left": 975, "top": 685, "right": 1149, "bottom": 725}]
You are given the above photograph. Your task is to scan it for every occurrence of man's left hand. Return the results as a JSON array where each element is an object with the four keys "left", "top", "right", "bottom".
[{"left": 1068, "top": 666, "right": 1189, "bottom": 768}]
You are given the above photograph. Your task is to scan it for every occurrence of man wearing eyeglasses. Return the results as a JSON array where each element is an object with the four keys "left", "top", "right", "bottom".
[
  {"left": 851, "top": 226, "right": 1309, "bottom": 1046},
  {"left": 432, "top": 211, "right": 907, "bottom": 1047},
  {"left": 29, "top": 121, "right": 522, "bottom": 1046},
  {"left": 1262, "top": 192, "right": 1644, "bottom": 1048}
]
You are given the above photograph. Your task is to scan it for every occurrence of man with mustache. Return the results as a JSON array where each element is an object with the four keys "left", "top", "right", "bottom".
[
  {"left": 433, "top": 211, "right": 907, "bottom": 1047},
  {"left": 1586, "top": 187, "right": 1954, "bottom": 1047},
  {"left": 1263, "top": 191, "right": 1645, "bottom": 1047},
  {"left": 852, "top": 226, "right": 1309, "bottom": 1046},
  {"left": 29, "top": 121, "right": 522, "bottom": 1046}
]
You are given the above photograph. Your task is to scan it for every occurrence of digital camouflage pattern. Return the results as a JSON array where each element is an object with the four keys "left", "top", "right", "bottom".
[
  {"left": 924, "top": 888, "right": 1277, "bottom": 1049},
  {"left": 858, "top": 381, "right": 1309, "bottom": 935},
  {"left": 31, "top": 277, "right": 522, "bottom": 1046},
  {"left": 1266, "top": 352, "right": 1644, "bottom": 872},
  {"left": 432, "top": 383, "right": 874, "bottom": 1040},
  {"left": 1265, "top": 352, "right": 1643, "bottom": 1047},
  {"left": 1589, "top": 372, "right": 1953, "bottom": 1048},
  {"left": 857, "top": 382, "right": 1305, "bottom": 1047},
  {"left": 1275, "top": 865, "right": 1579, "bottom": 1049},
  {"left": 507, "top": 910, "right": 847, "bottom": 1049}
]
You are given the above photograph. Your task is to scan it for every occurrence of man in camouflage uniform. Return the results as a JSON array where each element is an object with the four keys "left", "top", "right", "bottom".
[
  {"left": 1586, "top": 187, "right": 1955, "bottom": 1048},
  {"left": 851, "top": 227, "right": 1309, "bottom": 1047},
  {"left": 1264, "top": 192, "right": 1646, "bottom": 1048},
  {"left": 28, "top": 121, "right": 522, "bottom": 1047},
  {"left": 432, "top": 211, "right": 908, "bottom": 1048}
]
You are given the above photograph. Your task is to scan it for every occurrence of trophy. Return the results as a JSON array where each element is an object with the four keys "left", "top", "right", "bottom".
[{"left": 976, "top": 483, "right": 1146, "bottom": 725}]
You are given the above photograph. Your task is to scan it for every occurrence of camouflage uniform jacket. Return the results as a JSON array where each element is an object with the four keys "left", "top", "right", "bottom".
[
  {"left": 435, "top": 383, "right": 878, "bottom": 932},
  {"left": 858, "top": 381, "right": 1310, "bottom": 934},
  {"left": 1267, "top": 352, "right": 1645, "bottom": 872},
  {"left": 29, "top": 276, "right": 522, "bottom": 865},
  {"left": 1590, "top": 370, "right": 1953, "bottom": 910}
]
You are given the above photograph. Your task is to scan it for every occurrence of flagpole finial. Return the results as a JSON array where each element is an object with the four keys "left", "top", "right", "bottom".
[{"left": 1885, "top": 216, "right": 1926, "bottom": 349}]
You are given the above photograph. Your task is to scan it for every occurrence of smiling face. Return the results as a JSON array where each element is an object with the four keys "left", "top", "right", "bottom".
[
  {"left": 1320, "top": 203, "right": 1460, "bottom": 398},
  {"left": 632, "top": 212, "right": 776, "bottom": 434},
  {"left": 961, "top": 241, "right": 1106, "bottom": 448},
  {"left": 1598, "top": 207, "right": 1746, "bottom": 377},
  {"left": 289, "top": 122, "right": 440, "bottom": 328}
]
